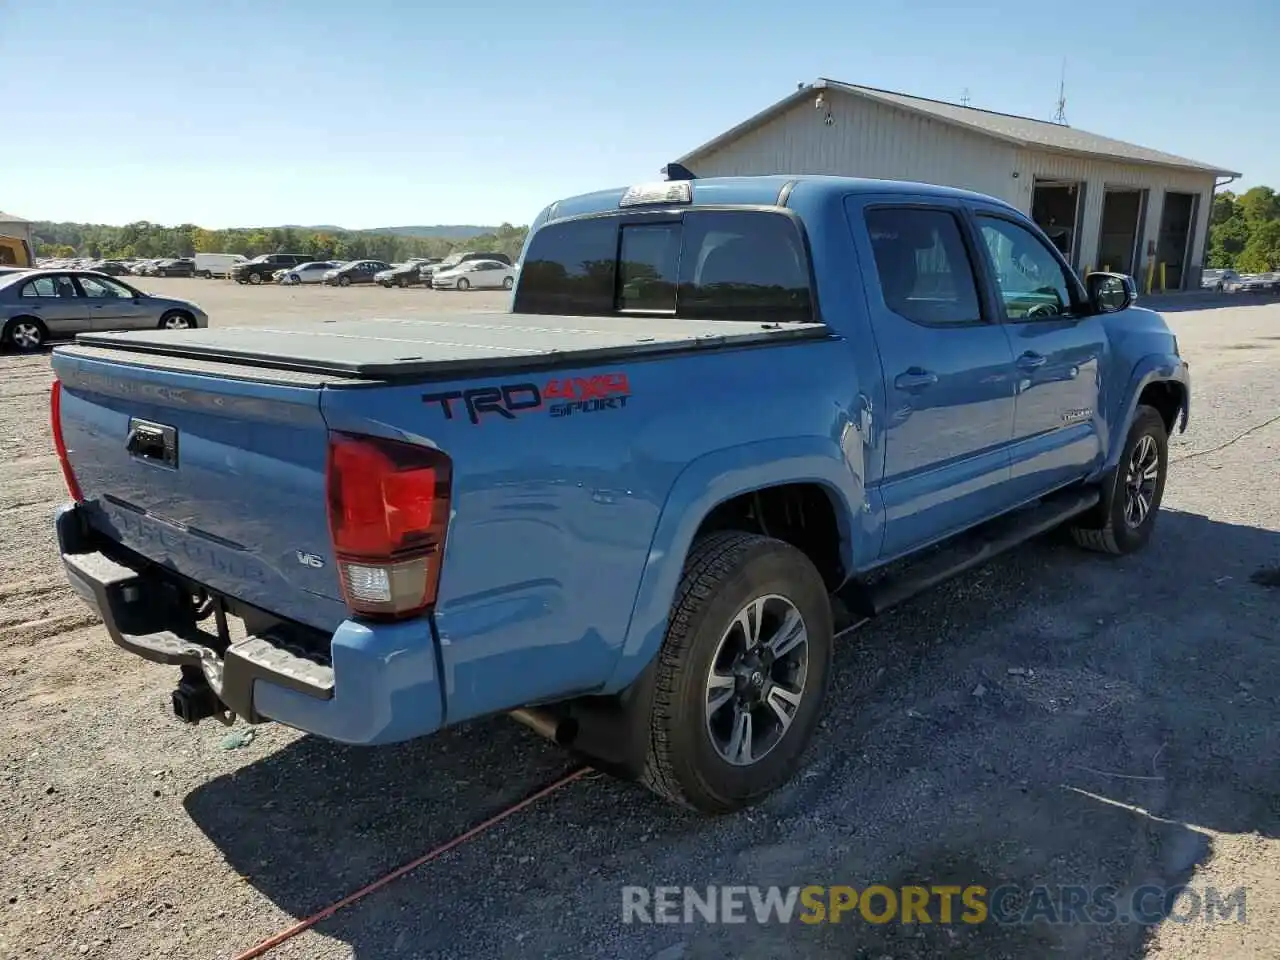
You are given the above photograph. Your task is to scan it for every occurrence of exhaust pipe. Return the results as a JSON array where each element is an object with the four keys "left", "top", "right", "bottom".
[{"left": 510, "top": 707, "right": 577, "bottom": 745}]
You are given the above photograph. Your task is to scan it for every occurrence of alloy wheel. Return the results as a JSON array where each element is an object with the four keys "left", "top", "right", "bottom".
[
  {"left": 10, "top": 322, "right": 43, "bottom": 350},
  {"left": 705, "top": 594, "right": 809, "bottom": 766},
  {"left": 1123, "top": 433, "right": 1160, "bottom": 528}
]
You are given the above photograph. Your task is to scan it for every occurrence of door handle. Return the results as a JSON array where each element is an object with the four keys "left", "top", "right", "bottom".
[
  {"left": 894, "top": 368, "right": 939, "bottom": 391},
  {"left": 1017, "top": 351, "right": 1048, "bottom": 370}
]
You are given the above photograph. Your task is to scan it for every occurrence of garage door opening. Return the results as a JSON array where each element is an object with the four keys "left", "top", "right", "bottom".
[
  {"left": 1032, "top": 179, "right": 1084, "bottom": 266},
  {"left": 1156, "top": 192, "right": 1197, "bottom": 290},
  {"left": 1097, "top": 189, "right": 1146, "bottom": 278}
]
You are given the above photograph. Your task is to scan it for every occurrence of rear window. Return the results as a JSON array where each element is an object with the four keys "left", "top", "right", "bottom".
[{"left": 513, "top": 210, "right": 814, "bottom": 322}]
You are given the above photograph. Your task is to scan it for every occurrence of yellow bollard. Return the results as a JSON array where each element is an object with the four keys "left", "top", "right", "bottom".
[
  {"left": 1159, "top": 263, "right": 1167, "bottom": 293},
  {"left": 1103, "top": 264, "right": 1110, "bottom": 273}
]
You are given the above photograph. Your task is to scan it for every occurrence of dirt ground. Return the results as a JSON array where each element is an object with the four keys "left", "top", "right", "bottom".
[{"left": 1, "top": 281, "right": 1278, "bottom": 960}]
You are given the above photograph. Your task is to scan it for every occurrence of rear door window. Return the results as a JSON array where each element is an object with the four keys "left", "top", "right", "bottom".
[
  {"left": 513, "top": 209, "right": 814, "bottom": 322},
  {"left": 863, "top": 207, "right": 983, "bottom": 326}
]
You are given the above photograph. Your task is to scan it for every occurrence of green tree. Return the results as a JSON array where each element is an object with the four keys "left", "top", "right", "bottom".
[
  {"left": 1238, "top": 186, "right": 1280, "bottom": 224},
  {"left": 1211, "top": 191, "right": 1239, "bottom": 225}
]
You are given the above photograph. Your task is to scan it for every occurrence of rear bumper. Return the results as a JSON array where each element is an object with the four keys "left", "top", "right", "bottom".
[{"left": 56, "top": 503, "right": 445, "bottom": 745}]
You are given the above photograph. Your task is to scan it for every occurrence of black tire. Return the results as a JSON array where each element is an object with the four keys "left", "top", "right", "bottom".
[
  {"left": 199, "top": 270, "right": 212, "bottom": 279},
  {"left": 502, "top": 276, "right": 514, "bottom": 290},
  {"left": 338, "top": 275, "right": 351, "bottom": 287},
  {"left": 397, "top": 278, "right": 408, "bottom": 288},
  {"left": 456, "top": 277, "right": 470, "bottom": 291},
  {"left": 1070, "top": 404, "right": 1168, "bottom": 555},
  {"left": 248, "top": 272, "right": 263, "bottom": 285},
  {"left": 3, "top": 317, "right": 47, "bottom": 352},
  {"left": 640, "top": 531, "right": 834, "bottom": 814}
]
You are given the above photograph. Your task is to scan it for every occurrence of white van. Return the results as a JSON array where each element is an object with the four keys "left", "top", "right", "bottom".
[{"left": 193, "top": 253, "right": 247, "bottom": 278}]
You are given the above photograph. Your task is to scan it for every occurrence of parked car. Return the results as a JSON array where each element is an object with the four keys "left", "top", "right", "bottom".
[
  {"left": 194, "top": 253, "right": 248, "bottom": 279},
  {"left": 376, "top": 259, "right": 435, "bottom": 288},
  {"left": 48, "top": 175, "right": 1189, "bottom": 814},
  {"left": 130, "top": 260, "right": 162, "bottom": 276},
  {"left": 231, "top": 253, "right": 310, "bottom": 285},
  {"left": 281, "top": 261, "right": 339, "bottom": 285},
  {"left": 1, "top": 269, "right": 207, "bottom": 351},
  {"left": 431, "top": 259, "right": 516, "bottom": 291},
  {"left": 419, "top": 251, "right": 512, "bottom": 285},
  {"left": 322, "top": 259, "right": 391, "bottom": 286},
  {"left": 84, "top": 260, "right": 133, "bottom": 277},
  {"left": 149, "top": 258, "right": 196, "bottom": 278},
  {"left": 1199, "top": 268, "right": 1235, "bottom": 292},
  {"left": 1233, "top": 272, "right": 1279, "bottom": 293}
]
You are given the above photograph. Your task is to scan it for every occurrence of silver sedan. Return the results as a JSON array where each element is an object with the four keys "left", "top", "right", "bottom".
[{"left": 0, "top": 270, "right": 208, "bottom": 352}]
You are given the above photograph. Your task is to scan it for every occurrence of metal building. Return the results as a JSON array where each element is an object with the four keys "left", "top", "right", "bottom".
[{"left": 671, "top": 79, "right": 1240, "bottom": 291}]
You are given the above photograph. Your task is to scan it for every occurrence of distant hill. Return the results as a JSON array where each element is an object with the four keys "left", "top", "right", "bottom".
[{"left": 283, "top": 225, "right": 497, "bottom": 239}]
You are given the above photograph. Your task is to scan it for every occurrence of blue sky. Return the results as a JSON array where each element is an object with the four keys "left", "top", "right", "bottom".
[{"left": 1, "top": 0, "right": 1273, "bottom": 229}]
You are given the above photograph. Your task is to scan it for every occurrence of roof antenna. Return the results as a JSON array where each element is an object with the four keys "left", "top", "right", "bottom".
[
  {"left": 960, "top": 87, "right": 971, "bottom": 107},
  {"left": 1053, "top": 60, "right": 1068, "bottom": 125}
]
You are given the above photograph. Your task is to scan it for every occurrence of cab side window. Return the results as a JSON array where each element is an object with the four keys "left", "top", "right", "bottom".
[{"left": 977, "top": 216, "right": 1078, "bottom": 320}]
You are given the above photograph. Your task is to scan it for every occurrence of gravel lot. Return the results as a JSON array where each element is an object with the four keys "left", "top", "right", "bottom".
[{"left": 1, "top": 281, "right": 1278, "bottom": 959}]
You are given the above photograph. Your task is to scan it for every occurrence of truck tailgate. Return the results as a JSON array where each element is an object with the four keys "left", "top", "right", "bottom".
[{"left": 51, "top": 347, "right": 347, "bottom": 633}]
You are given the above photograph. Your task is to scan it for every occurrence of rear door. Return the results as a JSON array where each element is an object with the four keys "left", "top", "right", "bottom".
[
  {"left": 79, "top": 275, "right": 151, "bottom": 331},
  {"left": 968, "top": 207, "right": 1106, "bottom": 499},
  {"left": 845, "top": 196, "right": 1018, "bottom": 559},
  {"left": 16, "top": 274, "right": 92, "bottom": 336}
]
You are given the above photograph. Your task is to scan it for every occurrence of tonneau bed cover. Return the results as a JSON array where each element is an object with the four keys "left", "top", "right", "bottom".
[{"left": 67, "top": 312, "right": 832, "bottom": 380}]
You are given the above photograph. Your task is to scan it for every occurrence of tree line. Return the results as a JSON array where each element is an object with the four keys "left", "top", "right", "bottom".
[
  {"left": 1207, "top": 186, "right": 1280, "bottom": 272},
  {"left": 32, "top": 221, "right": 530, "bottom": 265}
]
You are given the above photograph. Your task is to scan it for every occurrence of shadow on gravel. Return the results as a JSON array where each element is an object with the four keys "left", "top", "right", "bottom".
[{"left": 185, "top": 509, "right": 1280, "bottom": 960}]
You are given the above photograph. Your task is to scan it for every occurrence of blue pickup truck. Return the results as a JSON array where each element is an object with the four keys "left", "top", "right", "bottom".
[{"left": 50, "top": 175, "right": 1188, "bottom": 814}]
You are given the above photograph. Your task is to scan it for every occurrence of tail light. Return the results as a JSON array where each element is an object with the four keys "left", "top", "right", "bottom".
[
  {"left": 325, "top": 432, "right": 452, "bottom": 620},
  {"left": 50, "top": 380, "right": 84, "bottom": 503}
]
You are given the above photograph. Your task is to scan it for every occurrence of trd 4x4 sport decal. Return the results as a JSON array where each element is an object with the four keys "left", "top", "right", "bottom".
[{"left": 423, "top": 372, "right": 631, "bottom": 425}]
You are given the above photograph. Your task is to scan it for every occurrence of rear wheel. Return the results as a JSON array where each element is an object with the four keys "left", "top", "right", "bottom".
[
  {"left": 199, "top": 270, "right": 212, "bottom": 279},
  {"left": 641, "top": 532, "right": 833, "bottom": 813},
  {"left": 4, "top": 317, "right": 47, "bottom": 352},
  {"left": 456, "top": 277, "right": 470, "bottom": 291},
  {"left": 159, "top": 310, "right": 194, "bottom": 330},
  {"left": 502, "top": 276, "right": 514, "bottom": 290},
  {"left": 1070, "top": 404, "right": 1168, "bottom": 555}
]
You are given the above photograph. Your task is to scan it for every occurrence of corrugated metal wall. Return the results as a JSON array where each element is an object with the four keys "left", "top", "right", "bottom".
[
  {"left": 690, "top": 90, "right": 1218, "bottom": 289},
  {"left": 689, "top": 91, "right": 1022, "bottom": 206}
]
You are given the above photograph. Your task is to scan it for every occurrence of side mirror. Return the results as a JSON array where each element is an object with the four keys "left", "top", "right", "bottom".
[{"left": 1086, "top": 272, "right": 1136, "bottom": 314}]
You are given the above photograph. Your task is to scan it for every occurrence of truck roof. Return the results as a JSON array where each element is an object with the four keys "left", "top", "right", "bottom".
[
  {"left": 67, "top": 313, "right": 831, "bottom": 381},
  {"left": 544, "top": 174, "right": 1022, "bottom": 223}
]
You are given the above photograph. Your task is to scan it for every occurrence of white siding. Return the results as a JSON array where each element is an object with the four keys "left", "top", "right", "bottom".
[
  {"left": 691, "top": 89, "right": 1219, "bottom": 289},
  {"left": 690, "top": 93, "right": 1021, "bottom": 206}
]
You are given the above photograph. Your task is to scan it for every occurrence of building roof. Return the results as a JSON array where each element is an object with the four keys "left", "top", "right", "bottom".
[
  {"left": 678, "top": 79, "right": 1241, "bottom": 179},
  {"left": 0, "top": 211, "right": 31, "bottom": 223}
]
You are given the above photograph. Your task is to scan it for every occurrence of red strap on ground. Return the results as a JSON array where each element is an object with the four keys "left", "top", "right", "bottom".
[{"left": 230, "top": 766, "right": 591, "bottom": 960}]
